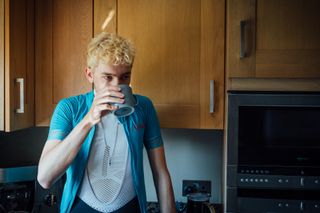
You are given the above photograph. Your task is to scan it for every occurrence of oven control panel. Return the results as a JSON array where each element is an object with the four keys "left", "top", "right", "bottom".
[
  {"left": 236, "top": 168, "right": 320, "bottom": 189},
  {"left": 238, "top": 197, "right": 320, "bottom": 213},
  {"left": 237, "top": 174, "right": 320, "bottom": 189}
]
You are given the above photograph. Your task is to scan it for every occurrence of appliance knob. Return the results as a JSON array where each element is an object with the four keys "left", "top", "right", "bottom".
[
  {"left": 300, "top": 202, "right": 305, "bottom": 211},
  {"left": 44, "top": 194, "right": 57, "bottom": 206},
  {"left": 300, "top": 177, "right": 305, "bottom": 187},
  {"left": 6, "top": 194, "right": 16, "bottom": 200}
]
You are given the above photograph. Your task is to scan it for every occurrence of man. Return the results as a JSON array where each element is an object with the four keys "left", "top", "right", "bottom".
[{"left": 37, "top": 32, "right": 176, "bottom": 213}]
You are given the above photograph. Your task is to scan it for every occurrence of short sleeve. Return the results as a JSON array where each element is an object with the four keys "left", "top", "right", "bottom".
[
  {"left": 143, "top": 98, "right": 163, "bottom": 150},
  {"left": 47, "top": 99, "right": 74, "bottom": 141}
]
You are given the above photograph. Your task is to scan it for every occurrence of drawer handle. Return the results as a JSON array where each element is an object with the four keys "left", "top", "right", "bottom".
[
  {"left": 240, "top": 20, "right": 248, "bottom": 59},
  {"left": 15, "top": 78, "right": 24, "bottom": 113}
]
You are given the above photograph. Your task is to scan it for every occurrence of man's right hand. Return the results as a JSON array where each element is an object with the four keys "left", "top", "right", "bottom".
[{"left": 85, "top": 85, "right": 125, "bottom": 126}]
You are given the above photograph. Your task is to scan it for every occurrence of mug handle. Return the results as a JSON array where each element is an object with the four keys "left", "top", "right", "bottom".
[{"left": 203, "top": 202, "right": 216, "bottom": 213}]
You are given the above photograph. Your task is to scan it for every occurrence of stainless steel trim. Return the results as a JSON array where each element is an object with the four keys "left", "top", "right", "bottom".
[
  {"left": 0, "top": 166, "right": 37, "bottom": 183},
  {"left": 15, "top": 78, "right": 24, "bottom": 113},
  {"left": 210, "top": 80, "right": 215, "bottom": 113}
]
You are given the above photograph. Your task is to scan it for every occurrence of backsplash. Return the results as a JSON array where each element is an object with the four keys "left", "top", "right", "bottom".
[
  {"left": 143, "top": 128, "right": 223, "bottom": 204},
  {"left": 0, "top": 127, "right": 223, "bottom": 204}
]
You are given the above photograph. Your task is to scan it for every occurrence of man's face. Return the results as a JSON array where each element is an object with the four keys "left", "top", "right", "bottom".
[{"left": 86, "top": 61, "right": 132, "bottom": 91}]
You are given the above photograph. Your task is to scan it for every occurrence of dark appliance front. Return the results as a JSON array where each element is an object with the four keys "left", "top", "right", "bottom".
[
  {"left": 0, "top": 166, "right": 63, "bottom": 213},
  {"left": 226, "top": 92, "right": 320, "bottom": 213}
]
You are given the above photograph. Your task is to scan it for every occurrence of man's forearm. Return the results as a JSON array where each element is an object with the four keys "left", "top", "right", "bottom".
[
  {"left": 157, "top": 172, "right": 176, "bottom": 213},
  {"left": 37, "top": 116, "right": 93, "bottom": 189}
]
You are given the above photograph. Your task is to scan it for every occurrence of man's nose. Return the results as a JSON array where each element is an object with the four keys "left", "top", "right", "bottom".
[{"left": 110, "top": 78, "right": 120, "bottom": 86}]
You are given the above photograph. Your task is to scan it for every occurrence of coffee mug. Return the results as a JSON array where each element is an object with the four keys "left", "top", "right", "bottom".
[{"left": 112, "top": 84, "right": 136, "bottom": 117}]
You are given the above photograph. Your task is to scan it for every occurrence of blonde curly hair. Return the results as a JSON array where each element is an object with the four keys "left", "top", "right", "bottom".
[{"left": 87, "top": 32, "right": 136, "bottom": 69}]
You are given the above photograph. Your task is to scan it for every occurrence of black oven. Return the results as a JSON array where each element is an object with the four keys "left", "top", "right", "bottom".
[
  {"left": 238, "top": 106, "right": 320, "bottom": 167},
  {"left": 0, "top": 166, "right": 37, "bottom": 213},
  {"left": 226, "top": 91, "right": 320, "bottom": 213},
  {"left": 0, "top": 166, "right": 62, "bottom": 213}
]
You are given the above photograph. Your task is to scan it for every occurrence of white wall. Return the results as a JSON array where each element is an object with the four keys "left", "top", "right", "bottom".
[{"left": 143, "top": 128, "right": 223, "bottom": 204}]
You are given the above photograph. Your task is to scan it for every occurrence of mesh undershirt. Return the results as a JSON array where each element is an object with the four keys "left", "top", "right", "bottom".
[{"left": 78, "top": 114, "right": 136, "bottom": 212}]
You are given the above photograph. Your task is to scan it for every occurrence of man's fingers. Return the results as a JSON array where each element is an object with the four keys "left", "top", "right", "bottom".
[
  {"left": 95, "top": 103, "right": 118, "bottom": 114},
  {"left": 95, "top": 97, "right": 124, "bottom": 105},
  {"left": 95, "top": 86, "right": 123, "bottom": 99},
  {"left": 92, "top": 104, "right": 113, "bottom": 119}
]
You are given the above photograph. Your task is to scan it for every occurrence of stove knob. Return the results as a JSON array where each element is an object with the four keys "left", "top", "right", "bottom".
[
  {"left": 300, "top": 202, "right": 305, "bottom": 211},
  {"left": 300, "top": 177, "right": 305, "bottom": 187},
  {"left": 44, "top": 194, "right": 57, "bottom": 206},
  {"left": 6, "top": 194, "right": 16, "bottom": 200}
]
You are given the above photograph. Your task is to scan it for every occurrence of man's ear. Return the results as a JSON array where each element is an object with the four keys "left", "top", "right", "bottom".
[{"left": 85, "top": 67, "right": 94, "bottom": 83}]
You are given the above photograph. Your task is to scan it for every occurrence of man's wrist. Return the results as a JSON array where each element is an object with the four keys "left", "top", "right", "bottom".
[{"left": 82, "top": 114, "right": 96, "bottom": 129}]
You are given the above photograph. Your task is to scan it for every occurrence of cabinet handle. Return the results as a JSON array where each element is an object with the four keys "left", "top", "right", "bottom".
[
  {"left": 15, "top": 78, "right": 24, "bottom": 113},
  {"left": 210, "top": 80, "right": 214, "bottom": 113},
  {"left": 240, "top": 20, "right": 248, "bottom": 58}
]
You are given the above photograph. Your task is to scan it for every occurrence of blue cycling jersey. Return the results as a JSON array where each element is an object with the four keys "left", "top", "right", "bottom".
[{"left": 47, "top": 90, "right": 163, "bottom": 213}]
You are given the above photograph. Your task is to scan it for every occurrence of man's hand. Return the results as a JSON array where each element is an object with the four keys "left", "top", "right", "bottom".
[{"left": 85, "top": 85, "right": 124, "bottom": 126}]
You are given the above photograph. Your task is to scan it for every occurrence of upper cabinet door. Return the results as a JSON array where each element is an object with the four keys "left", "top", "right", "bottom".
[
  {"left": 0, "top": 0, "right": 34, "bottom": 132},
  {"left": 35, "top": 0, "right": 92, "bottom": 126},
  {"left": 104, "top": 0, "right": 225, "bottom": 129},
  {"left": 227, "top": 0, "right": 320, "bottom": 78}
]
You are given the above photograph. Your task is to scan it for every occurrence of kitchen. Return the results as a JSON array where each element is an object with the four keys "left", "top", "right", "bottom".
[{"left": 0, "top": 0, "right": 320, "bottom": 213}]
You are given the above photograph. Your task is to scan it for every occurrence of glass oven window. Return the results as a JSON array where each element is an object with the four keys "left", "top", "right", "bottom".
[{"left": 238, "top": 106, "right": 320, "bottom": 166}]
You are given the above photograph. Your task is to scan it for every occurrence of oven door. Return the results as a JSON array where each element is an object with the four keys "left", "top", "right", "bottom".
[
  {"left": 237, "top": 105, "right": 320, "bottom": 167},
  {"left": 0, "top": 181, "right": 35, "bottom": 213}
]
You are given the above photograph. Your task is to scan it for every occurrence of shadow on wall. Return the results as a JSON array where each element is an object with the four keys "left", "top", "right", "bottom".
[{"left": 143, "top": 128, "right": 223, "bottom": 204}]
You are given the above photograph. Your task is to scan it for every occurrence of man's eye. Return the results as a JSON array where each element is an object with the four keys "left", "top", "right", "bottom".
[
  {"left": 105, "top": 76, "right": 112, "bottom": 80},
  {"left": 122, "top": 75, "right": 131, "bottom": 80}
]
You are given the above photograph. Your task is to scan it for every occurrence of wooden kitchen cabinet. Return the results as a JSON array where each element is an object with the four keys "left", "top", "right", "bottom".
[
  {"left": 35, "top": 0, "right": 92, "bottom": 126},
  {"left": 227, "top": 0, "right": 320, "bottom": 78},
  {"left": 95, "top": 0, "right": 225, "bottom": 129},
  {"left": 36, "top": 0, "right": 225, "bottom": 129},
  {"left": 0, "top": 0, "right": 35, "bottom": 132}
]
